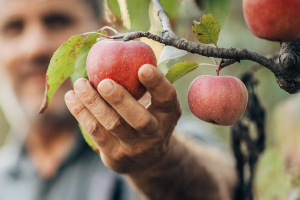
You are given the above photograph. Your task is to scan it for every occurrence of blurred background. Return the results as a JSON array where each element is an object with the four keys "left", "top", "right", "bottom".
[{"left": 0, "top": 0, "right": 298, "bottom": 199}]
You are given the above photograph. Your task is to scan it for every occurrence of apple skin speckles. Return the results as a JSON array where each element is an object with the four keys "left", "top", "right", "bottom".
[{"left": 86, "top": 39, "right": 157, "bottom": 100}]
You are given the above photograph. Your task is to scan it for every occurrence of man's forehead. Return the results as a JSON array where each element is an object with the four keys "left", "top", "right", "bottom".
[
  {"left": 0, "top": 0, "right": 82, "bottom": 15},
  {"left": 0, "top": 0, "right": 80, "bottom": 6}
]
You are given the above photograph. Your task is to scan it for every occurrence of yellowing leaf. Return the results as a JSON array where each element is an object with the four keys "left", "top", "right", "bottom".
[
  {"left": 71, "top": 31, "right": 106, "bottom": 83},
  {"left": 192, "top": 14, "right": 221, "bottom": 47},
  {"left": 39, "top": 35, "right": 84, "bottom": 113},
  {"left": 39, "top": 30, "right": 106, "bottom": 113},
  {"left": 166, "top": 61, "right": 199, "bottom": 84}
]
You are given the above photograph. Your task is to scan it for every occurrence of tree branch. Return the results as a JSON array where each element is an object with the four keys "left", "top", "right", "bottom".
[
  {"left": 151, "top": 0, "right": 172, "bottom": 32},
  {"left": 113, "top": 0, "right": 300, "bottom": 94},
  {"left": 112, "top": 31, "right": 277, "bottom": 73}
]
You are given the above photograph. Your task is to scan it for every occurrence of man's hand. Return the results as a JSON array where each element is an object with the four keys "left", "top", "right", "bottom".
[{"left": 65, "top": 64, "right": 182, "bottom": 173}]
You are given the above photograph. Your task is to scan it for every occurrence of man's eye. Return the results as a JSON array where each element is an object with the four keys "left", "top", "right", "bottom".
[
  {"left": 43, "top": 14, "right": 73, "bottom": 30},
  {"left": 1, "top": 20, "right": 23, "bottom": 37}
]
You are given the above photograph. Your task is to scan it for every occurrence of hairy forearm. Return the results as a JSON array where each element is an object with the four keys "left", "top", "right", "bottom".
[{"left": 126, "top": 130, "right": 237, "bottom": 200}]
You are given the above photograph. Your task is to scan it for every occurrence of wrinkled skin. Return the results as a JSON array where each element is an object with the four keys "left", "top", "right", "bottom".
[{"left": 65, "top": 64, "right": 182, "bottom": 173}]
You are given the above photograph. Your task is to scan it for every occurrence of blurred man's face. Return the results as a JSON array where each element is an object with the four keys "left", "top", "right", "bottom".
[{"left": 0, "top": 0, "right": 100, "bottom": 124}]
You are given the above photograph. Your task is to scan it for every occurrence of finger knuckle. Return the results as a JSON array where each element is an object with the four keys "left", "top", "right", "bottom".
[
  {"left": 155, "top": 87, "right": 178, "bottom": 111},
  {"left": 112, "top": 91, "right": 126, "bottom": 107},
  {"left": 148, "top": 72, "right": 164, "bottom": 90},
  {"left": 85, "top": 119, "right": 102, "bottom": 138},
  {"left": 84, "top": 93, "right": 99, "bottom": 108},
  {"left": 135, "top": 116, "right": 158, "bottom": 134},
  {"left": 105, "top": 115, "right": 125, "bottom": 133},
  {"left": 135, "top": 116, "right": 151, "bottom": 132},
  {"left": 112, "top": 150, "right": 127, "bottom": 163},
  {"left": 163, "top": 88, "right": 178, "bottom": 106},
  {"left": 72, "top": 104, "right": 87, "bottom": 117}
]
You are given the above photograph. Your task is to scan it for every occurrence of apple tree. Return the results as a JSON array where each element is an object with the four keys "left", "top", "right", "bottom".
[{"left": 39, "top": 0, "right": 300, "bottom": 199}]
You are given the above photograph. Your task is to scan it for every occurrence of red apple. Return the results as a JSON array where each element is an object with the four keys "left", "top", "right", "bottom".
[
  {"left": 188, "top": 75, "right": 248, "bottom": 126},
  {"left": 86, "top": 39, "right": 157, "bottom": 99},
  {"left": 243, "top": 0, "right": 300, "bottom": 42}
]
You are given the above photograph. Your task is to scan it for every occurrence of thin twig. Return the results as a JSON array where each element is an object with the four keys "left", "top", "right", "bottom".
[
  {"left": 151, "top": 0, "right": 172, "bottom": 32},
  {"left": 112, "top": 31, "right": 277, "bottom": 73}
]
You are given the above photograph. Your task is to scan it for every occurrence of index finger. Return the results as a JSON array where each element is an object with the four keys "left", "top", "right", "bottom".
[{"left": 138, "top": 64, "right": 181, "bottom": 113}]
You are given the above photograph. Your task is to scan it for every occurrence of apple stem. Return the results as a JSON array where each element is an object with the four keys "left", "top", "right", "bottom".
[
  {"left": 210, "top": 57, "right": 218, "bottom": 65},
  {"left": 83, "top": 32, "right": 113, "bottom": 39},
  {"left": 100, "top": 26, "right": 120, "bottom": 35},
  {"left": 216, "top": 59, "right": 223, "bottom": 76}
]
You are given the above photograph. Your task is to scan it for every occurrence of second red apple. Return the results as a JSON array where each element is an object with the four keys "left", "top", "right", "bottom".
[{"left": 188, "top": 75, "right": 248, "bottom": 126}]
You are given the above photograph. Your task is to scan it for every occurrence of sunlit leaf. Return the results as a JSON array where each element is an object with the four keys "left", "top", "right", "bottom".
[
  {"left": 192, "top": 14, "right": 221, "bottom": 47},
  {"left": 126, "top": 0, "right": 151, "bottom": 31},
  {"left": 106, "top": 0, "right": 122, "bottom": 19},
  {"left": 71, "top": 45, "right": 89, "bottom": 83},
  {"left": 160, "top": 0, "right": 181, "bottom": 19},
  {"left": 166, "top": 61, "right": 199, "bottom": 84},
  {"left": 39, "top": 30, "right": 106, "bottom": 113},
  {"left": 158, "top": 46, "right": 188, "bottom": 66},
  {"left": 71, "top": 30, "right": 106, "bottom": 83},
  {"left": 39, "top": 35, "right": 84, "bottom": 113}
]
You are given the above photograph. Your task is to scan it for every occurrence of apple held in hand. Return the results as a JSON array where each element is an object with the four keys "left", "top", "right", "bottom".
[
  {"left": 243, "top": 0, "right": 300, "bottom": 42},
  {"left": 86, "top": 39, "right": 157, "bottom": 99},
  {"left": 188, "top": 75, "right": 248, "bottom": 126}
]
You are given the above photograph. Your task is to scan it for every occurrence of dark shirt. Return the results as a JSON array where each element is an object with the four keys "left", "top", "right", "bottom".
[
  {"left": 0, "top": 131, "right": 139, "bottom": 200},
  {"left": 0, "top": 116, "right": 224, "bottom": 200}
]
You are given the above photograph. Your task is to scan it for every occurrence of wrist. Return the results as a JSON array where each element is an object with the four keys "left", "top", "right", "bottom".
[{"left": 128, "top": 131, "right": 185, "bottom": 178}]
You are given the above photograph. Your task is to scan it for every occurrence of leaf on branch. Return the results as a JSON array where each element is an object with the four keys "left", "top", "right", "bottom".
[
  {"left": 158, "top": 46, "right": 188, "bottom": 65},
  {"left": 39, "top": 30, "right": 106, "bottom": 113},
  {"left": 165, "top": 61, "right": 199, "bottom": 84},
  {"left": 39, "top": 34, "right": 83, "bottom": 113},
  {"left": 71, "top": 31, "right": 106, "bottom": 83},
  {"left": 192, "top": 14, "right": 221, "bottom": 47}
]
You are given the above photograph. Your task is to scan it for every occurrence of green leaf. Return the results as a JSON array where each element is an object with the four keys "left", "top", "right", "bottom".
[
  {"left": 165, "top": 61, "right": 199, "bottom": 84},
  {"left": 157, "top": 46, "right": 188, "bottom": 66},
  {"left": 203, "top": 0, "right": 230, "bottom": 26},
  {"left": 39, "top": 30, "right": 106, "bottom": 113},
  {"left": 79, "top": 124, "right": 99, "bottom": 153},
  {"left": 126, "top": 0, "right": 151, "bottom": 31},
  {"left": 106, "top": 0, "right": 122, "bottom": 19},
  {"left": 39, "top": 34, "right": 84, "bottom": 113},
  {"left": 70, "top": 45, "right": 89, "bottom": 83},
  {"left": 71, "top": 31, "right": 106, "bottom": 83},
  {"left": 192, "top": 14, "right": 221, "bottom": 47},
  {"left": 160, "top": 0, "right": 181, "bottom": 19},
  {"left": 107, "top": 0, "right": 152, "bottom": 32}
]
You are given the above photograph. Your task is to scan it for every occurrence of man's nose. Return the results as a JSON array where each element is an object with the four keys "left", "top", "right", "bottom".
[{"left": 19, "top": 25, "right": 54, "bottom": 61}]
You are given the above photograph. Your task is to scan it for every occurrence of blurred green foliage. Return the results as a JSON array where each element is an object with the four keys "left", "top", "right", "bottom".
[{"left": 0, "top": 107, "right": 9, "bottom": 146}]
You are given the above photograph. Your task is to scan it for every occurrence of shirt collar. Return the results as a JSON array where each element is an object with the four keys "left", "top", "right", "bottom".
[{"left": 3, "top": 128, "right": 90, "bottom": 179}]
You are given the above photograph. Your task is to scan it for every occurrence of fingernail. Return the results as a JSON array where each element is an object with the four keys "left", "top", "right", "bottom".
[
  {"left": 65, "top": 91, "right": 77, "bottom": 101},
  {"left": 140, "top": 64, "right": 154, "bottom": 79},
  {"left": 74, "top": 79, "right": 88, "bottom": 92},
  {"left": 98, "top": 79, "right": 115, "bottom": 95}
]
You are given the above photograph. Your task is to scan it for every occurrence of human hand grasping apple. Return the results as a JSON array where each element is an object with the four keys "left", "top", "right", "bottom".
[{"left": 65, "top": 39, "right": 182, "bottom": 173}]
